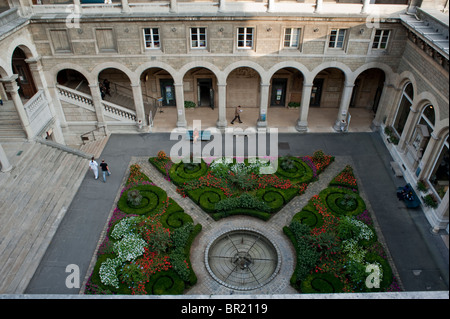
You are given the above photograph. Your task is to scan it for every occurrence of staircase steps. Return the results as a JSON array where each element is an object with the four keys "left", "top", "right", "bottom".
[
  {"left": 0, "top": 101, "right": 27, "bottom": 141},
  {"left": 0, "top": 142, "right": 89, "bottom": 293},
  {"left": 80, "top": 134, "right": 110, "bottom": 159}
]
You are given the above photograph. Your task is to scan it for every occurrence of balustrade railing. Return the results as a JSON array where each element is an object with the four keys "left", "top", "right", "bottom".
[
  {"left": 102, "top": 100, "right": 137, "bottom": 122},
  {"left": 57, "top": 84, "right": 95, "bottom": 110}
]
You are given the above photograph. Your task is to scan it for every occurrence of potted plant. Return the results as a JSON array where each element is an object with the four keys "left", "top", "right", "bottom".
[
  {"left": 288, "top": 102, "right": 300, "bottom": 108},
  {"left": 184, "top": 101, "right": 196, "bottom": 108},
  {"left": 423, "top": 194, "right": 438, "bottom": 209},
  {"left": 416, "top": 180, "right": 428, "bottom": 193}
]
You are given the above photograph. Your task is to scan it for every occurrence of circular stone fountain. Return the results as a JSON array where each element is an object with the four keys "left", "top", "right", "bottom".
[{"left": 205, "top": 228, "right": 281, "bottom": 291}]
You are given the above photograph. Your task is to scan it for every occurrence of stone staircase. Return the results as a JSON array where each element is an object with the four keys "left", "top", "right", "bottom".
[
  {"left": 0, "top": 141, "right": 89, "bottom": 293},
  {"left": 0, "top": 100, "right": 27, "bottom": 142},
  {"left": 80, "top": 134, "right": 110, "bottom": 159}
]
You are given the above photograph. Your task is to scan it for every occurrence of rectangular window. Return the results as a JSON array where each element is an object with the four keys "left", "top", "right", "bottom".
[
  {"left": 143, "top": 28, "right": 160, "bottom": 49},
  {"left": 191, "top": 27, "right": 207, "bottom": 49},
  {"left": 329, "top": 29, "right": 346, "bottom": 49},
  {"left": 284, "top": 28, "right": 301, "bottom": 48},
  {"left": 237, "top": 27, "right": 254, "bottom": 49},
  {"left": 372, "top": 29, "right": 390, "bottom": 50}
]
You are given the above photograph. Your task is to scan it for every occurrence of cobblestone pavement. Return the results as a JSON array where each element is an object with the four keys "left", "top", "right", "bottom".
[{"left": 128, "top": 155, "right": 400, "bottom": 295}]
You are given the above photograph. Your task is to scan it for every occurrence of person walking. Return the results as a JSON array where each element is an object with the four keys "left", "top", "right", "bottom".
[
  {"left": 103, "top": 78, "right": 111, "bottom": 96},
  {"left": 230, "top": 105, "right": 243, "bottom": 124},
  {"left": 89, "top": 156, "right": 99, "bottom": 180},
  {"left": 0, "top": 93, "right": 3, "bottom": 106},
  {"left": 99, "top": 159, "right": 111, "bottom": 183}
]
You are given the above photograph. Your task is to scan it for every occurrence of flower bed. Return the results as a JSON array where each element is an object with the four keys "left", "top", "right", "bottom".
[
  {"left": 284, "top": 165, "right": 401, "bottom": 293},
  {"left": 149, "top": 151, "right": 334, "bottom": 221},
  {"left": 85, "top": 164, "right": 202, "bottom": 295}
]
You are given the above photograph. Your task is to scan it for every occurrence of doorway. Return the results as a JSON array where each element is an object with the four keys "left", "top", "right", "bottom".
[
  {"left": 270, "top": 78, "right": 287, "bottom": 107},
  {"left": 197, "top": 78, "right": 214, "bottom": 109},
  {"left": 11, "top": 48, "right": 37, "bottom": 99},
  {"left": 160, "top": 79, "right": 176, "bottom": 106},
  {"left": 310, "top": 78, "right": 324, "bottom": 107}
]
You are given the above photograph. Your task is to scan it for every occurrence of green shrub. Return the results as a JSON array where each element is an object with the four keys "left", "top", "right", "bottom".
[
  {"left": 301, "top": 272, "right": 344, "bottom": 293},
  {"left": 288, "top": 102, "right": 300, "bottom": 108},
  {"left": 292, "top": 202, "right": 324, "bottom": 228},
  {"left": 127, "top": 189, "right": 143, "bottom": 207},
  {"left": 364, "top": 253, "right": 393, "bottom": 291},
  {"left": 417, "top": 181, "right": 428, "bottom": 192},
  {"left": 319, "top": 187, "right": 366, "bottom": 217},
  {"left": 184, "top": 101, "right": 196, "bottom": 108},
  {"left": 146, "top": 270, "right": 185, "bottom": 295},
  {"left": 423, "top": 194, "right": 438, "bottom": 208},
  {"left": 215, "top": 193, "right": 271, "bottom": 212},
  {"left": 118, "top": 184, "right": 167, "bottom": 216},
  {"left": 169, "top": 161, "right": 208, "bottom": 186}
]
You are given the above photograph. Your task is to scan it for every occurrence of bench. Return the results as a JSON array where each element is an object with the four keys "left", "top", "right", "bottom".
[
  {"left": 397, "top": 183, "right": 420, "bottom": 208},
  {"left": 186, "top": 130, "right": 211, "bottom": 141},
  {"left": 390, "top": 161, "right": 403, "bottom": 177}
]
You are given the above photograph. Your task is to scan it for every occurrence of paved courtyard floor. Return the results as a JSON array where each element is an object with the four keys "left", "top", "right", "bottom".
[{"left": 24, "top": 132, "right": 449, "bottom": 295}]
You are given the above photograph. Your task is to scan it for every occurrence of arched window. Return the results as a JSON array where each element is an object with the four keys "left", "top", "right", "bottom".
[
  {"left": 428, "top": 136, "right": 449, "bottom": 200},
  {"left": 411, "top": 104, "right": 435, "bottom": 158},
  {"left": 393, "top": 82, "right": 413, "bottom": 136}
]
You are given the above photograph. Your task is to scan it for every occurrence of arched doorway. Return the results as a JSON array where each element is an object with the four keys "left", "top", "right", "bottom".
[
  {"left": 182, "top": 67, "right": 219, "bottom": 129},
  {"left": 140, "top": 68, "right": 177, "bottom": 130},
  {"left": 268, "top": 67, "right": 305, "bottom": 129},
  {"left": 226, "top": 67, "right": 261, "bottom": 126},
  {"left": 11, "top": 47, "right": 37, "bottom": 99},
  {"left": 308, "top": 67, "right": 346, "bottom": 131},
  {"left": 98, "top": 68, "right": 134, "bottom": 112},
  {"left": 56, "top": 69, "right": 89, "bottom": 93}
]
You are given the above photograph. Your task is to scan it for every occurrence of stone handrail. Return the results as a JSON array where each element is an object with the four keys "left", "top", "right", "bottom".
[
  {"left": 56, "top": 84, "right": 95, "bottom": 111},
  {"left": 24, "top": 90, "right": 48, "bottom": 121},
  {"left": 102, "top": 100, "right": 137, "bottom": 122}
]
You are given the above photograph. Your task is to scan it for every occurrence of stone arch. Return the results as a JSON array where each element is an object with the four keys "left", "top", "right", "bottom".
[
  {"left": 135, "top": 61, "right": 178, "bottom": 85},
  {"left": 396, "top": 71, "right": 417, "bottom": 94},
  {"left": 350, "top": 62, "right": 395, "bottom": 85},
  {"left": 223, "top": 60, "right": 266, "bottom": 83},
  {"left": 310, "top": 61, "right": 352, "bottom": 83},
  {"left": 0, "top": 59, "right": 12, "bottom": 77},
  {"left": 411, "top": 91, "right": 441, "bottom": 122},
  {"left": 178, "top": 61, "right": 223, "bottom": 85},
  {"left": 7, "top": 37, "right": 39, "bottom": 61},
  {"left": 266, "top": 61, "right": 310, "bottom": 84},
  {"left": 91, "top": 62, "right": 135, "bottom": 86},
  {"left": 49, "top": 63, "right": 92, "bottom": 86}
]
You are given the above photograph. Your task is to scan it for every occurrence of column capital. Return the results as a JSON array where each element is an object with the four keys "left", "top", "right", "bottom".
[
  {"left": 0, "top": 74, "right": 19, "bottom": 83},
  {"left": 24, "top": 56, "right": 42, "bottom": 64}
]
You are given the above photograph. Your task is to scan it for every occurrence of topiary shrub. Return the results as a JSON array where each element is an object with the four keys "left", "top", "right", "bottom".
[
  {"left": 319, "top": 187, "right": 366, "bottom": 217},
  {"left": 118, "top": 184, "right": 167, "bottom": 215},
  {"left": 300, "top": 272, "right": 344, "bottom": 293}
]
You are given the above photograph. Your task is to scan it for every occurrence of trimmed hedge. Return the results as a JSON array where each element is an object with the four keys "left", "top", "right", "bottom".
[
  {"left": 276, "top": 157, "right": 314, "bottom": 184},
  {"left": 118, "top": 184, "right": 168, "bottom": 216},
  {"left": 160, "top": 198, "right": 193, "bottom": 230},
  {"left": 292, "top": 202, "right": 324, "bottom": 229},
  {"left": 319, "top": 187, "right": 366, "bottom": 217},
  {"left": 169, "top": 161, "right": 209, "bottom": 186},
  {"left": 146, "top": 269, "right": 185, "bottom": 295},
  {"left": 300, "top": 272, "right": 344, "bottom": 294}
]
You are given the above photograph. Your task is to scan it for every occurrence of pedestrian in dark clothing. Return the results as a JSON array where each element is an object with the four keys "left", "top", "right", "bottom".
[
  {"left": 99, "top": 159, "right": 111, "bottom": 183},
  {"left": 231, "top": 105, "right": 243, "bottom": 124},
  {"left": 100, "top": 84, "right": 106, "bottom": 99},
  {"left": 103, "top": 79, "right": 111, "bottom": 96}
]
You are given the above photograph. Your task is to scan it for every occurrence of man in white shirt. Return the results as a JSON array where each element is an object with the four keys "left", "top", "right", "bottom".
[{"left": 89, "top": 157, "right": 99, "bottom": 180}]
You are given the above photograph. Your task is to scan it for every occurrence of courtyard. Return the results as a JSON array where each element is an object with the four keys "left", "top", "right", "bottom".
[{"left": 22, "top": 131, "right": 449, "bottom": 296}]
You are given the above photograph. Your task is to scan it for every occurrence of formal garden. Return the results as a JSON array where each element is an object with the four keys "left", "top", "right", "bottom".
[
  {"left": 84, "top": 150, "right": 401, "bottom": 295},
  {"left": 149, "top": 150, "right": 334, "bottom": 220},
  {"left": 85, "top": 164, "right": 202, "bottom": 295},
  {"left": 284, "top": 165, "right": 401, "bottom": 293}
]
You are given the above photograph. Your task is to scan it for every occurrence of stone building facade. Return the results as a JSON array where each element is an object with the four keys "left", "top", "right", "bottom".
[{"left": 0, "top": 0, "right": 448, "bottom": 231}]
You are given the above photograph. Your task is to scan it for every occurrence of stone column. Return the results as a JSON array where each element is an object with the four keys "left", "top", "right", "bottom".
[
  {"left": 26, "top": 56, "right": 65, "bottom": 144},
  {"left": 48, "top": 84, "right": 68, "bottom": 130},
  {"left": 315, "top": 0, "right": 323, "bottom": 13},
  {"left": 417, "top": 132, "right": 439, "bottom": 181},
  {"left": 397, "top": 106, "right": 418, "bottom": 152},
  {"left": 88, "top": 82, "right": 107, "bottom": 131},
  {"left": 295, "top": 82, "right": 313, "bottom": 133},
  {"left": 121, "top": 0, "right": 131, "bottom": 12},
  {"left": 174, "top": 83, "right": 187, "bottom": 128},
  {"left": 267, "top": 0, "right": 275, "bottom": 12},
  {"left": 218, "top": 0, "right": 226, "bottom": 12},
  {"left": 170, "top": 0, "right": 177, "bottom": 13},
  {"left": 256, "top": 82, "right": 270, "bottom": 129},
  {"left": 371, "top": 82, "right": 394, "bottom": 131},
  {"left": 2, "top": 76, "right": 33, "bottom": 139},
  {"left": 333, "top": 82, "right": 354, "bottom": 132},
  {"left": 0, "top": 143, "right": 13, "bottom": 173},
  {"left": 131, "top": 82, "right": 147, "bottom": 131},
  {"left": 216, "top": 83, "right": 227, "bottom": 130},
  {"left": 361, "top": 0, "right": 371, "bottom": 14}
]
